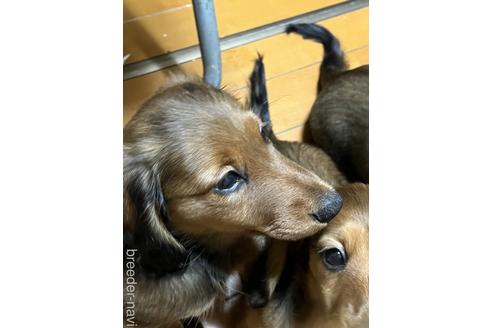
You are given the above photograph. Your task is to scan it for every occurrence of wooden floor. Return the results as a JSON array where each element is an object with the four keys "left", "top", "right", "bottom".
[{"left": 123, "top": 1, "right": 368, "bottom": 142}]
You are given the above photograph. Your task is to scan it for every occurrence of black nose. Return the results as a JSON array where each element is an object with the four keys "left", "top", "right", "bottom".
[{"left": 311, "top": 191, "right": 343, "bottom": 223}]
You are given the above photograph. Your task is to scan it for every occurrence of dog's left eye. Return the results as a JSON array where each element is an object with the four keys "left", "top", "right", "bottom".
[
  {"left": 215, "top": 170, "right": 244, "bottom": 193},
  {"left": 321, "top": 247, "right": 346, "bottom": 272}
]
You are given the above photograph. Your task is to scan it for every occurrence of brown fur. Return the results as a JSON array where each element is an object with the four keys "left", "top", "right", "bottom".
[
  {"left": 297, "top": 183, "right": 368, "bottom": 327},
  {"left": 123, "top": 74, "right": 343, "bottom": 326},
  {"left": 239, "top": 56, "right": 348, "bottom": 310},
  {"left": 230, "top": 184, "right": 369, "bottom": 328},
  {"left": 208, "top": 57, "right": 368, "bottom": 328},
  {"left": 237, "top": 137, "right": 347, "bottom": 309},
  {"left": 271, "top": 135, "right": 347, "bottom": 188}
]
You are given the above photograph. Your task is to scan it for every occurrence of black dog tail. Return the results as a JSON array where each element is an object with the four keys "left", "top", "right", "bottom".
[
  {"left": 286, "top": 23, "right": 347, "bottom": 88},
  {"left": 249, "top": 54, "right": 274, "bottom": 140}
]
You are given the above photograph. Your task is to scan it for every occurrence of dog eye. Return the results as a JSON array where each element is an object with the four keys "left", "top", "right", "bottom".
[
  {"left": 322, "top": 248, "right": 346, "bottom": 272},
  {"left": 215, "top": 170, "right": 244, "bottom": 193}
]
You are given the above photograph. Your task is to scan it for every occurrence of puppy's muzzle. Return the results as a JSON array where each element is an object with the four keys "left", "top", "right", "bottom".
[{"left": 311, "top": 191, "right": 343, "bottom": 223}]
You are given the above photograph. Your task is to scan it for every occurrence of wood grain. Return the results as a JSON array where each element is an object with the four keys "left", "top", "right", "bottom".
[
  {"left": 124, "top": 8, "right": 369, "bottom": 125},
  {"left": 123, "top": 0, "right": 344, "bottom": 63},
  {"left": 124, "top": 0, "right": 191, "bottom": 21}
]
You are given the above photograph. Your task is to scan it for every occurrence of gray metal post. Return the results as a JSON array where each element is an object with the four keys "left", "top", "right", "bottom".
[{"left": 192, "top": 0, "right": 222, "bottom": 88}]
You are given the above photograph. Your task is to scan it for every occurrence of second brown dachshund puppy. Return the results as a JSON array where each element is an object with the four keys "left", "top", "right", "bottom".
[{"left": 242, "top": 183, "right": 369, "bottom": 328}]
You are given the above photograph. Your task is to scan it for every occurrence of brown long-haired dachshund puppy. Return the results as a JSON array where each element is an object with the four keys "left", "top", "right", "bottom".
[
  {"left": 123, "top": 70, "right": 344, "bottom": 326},
  {"left": 286, "top": 24, "right": 369, "bottom": 183}
]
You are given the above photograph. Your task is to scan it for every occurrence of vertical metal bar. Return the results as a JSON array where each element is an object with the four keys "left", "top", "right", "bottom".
[{"left": 192, "top": 0, "right": 222, "bottom": 88}]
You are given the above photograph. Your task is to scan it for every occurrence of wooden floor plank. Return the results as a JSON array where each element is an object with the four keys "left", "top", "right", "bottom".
[
  {"left": 124, "top": 0, "right": 190, "bottom": 21},
  {"left": 124, "top": 8, "right": 368, "bottom": 125},
  {"left": 124, "top": 0, "right": 344, "bottom": 63}
]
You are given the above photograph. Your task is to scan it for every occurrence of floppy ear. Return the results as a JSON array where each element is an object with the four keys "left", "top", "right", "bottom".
[
  {"left": 124, "top": 152, "right": 187, "bottom": 276},
  {"left": 249, "top": 55, "right": 273, "bottom": 140}
]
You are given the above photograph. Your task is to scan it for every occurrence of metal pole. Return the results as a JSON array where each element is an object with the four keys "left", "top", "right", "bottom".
[{"left": 192, "top": 0, "right": 222, "bottom": 88}]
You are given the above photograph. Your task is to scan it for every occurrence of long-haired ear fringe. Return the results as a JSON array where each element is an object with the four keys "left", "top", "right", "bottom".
[
  {"left": 124, "top": 157, "right": 185, "bottom": 252},
  {"left": 124, "top": 157, "right": 189, "bottom": 276}
]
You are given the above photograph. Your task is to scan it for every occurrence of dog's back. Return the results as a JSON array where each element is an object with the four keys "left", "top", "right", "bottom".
[
  {"left": 310, "top": 65, "right": 369, "bottom": 183},
  {"left": 287, "top": 23, "right": 369, "bottom": 183},
  {"left": 273, "top": 139, "right": 347, "bottom": 188}
]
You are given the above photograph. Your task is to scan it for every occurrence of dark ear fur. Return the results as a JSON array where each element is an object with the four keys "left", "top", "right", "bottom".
[
  {"left": 249, "top": 55, "right": 273, "bottom": 141},
  {"left": 124, "top": 156, "right": 187, "bottom": 277}
]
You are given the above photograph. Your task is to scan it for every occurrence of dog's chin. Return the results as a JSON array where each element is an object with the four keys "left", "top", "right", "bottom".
[{"left": 261, "top": 221, "right": 326, "bottom": 241}]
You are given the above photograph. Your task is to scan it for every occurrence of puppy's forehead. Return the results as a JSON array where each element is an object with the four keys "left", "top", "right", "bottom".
[
  {"left": 317, "top": 220, "right": 367, "bottom": 249},
  {"left": 126, "top": 82, "right": 268, "bottom": 187},
  {"left": 161, "top": 85, "right": 261, "bottom": 136},
  {"left": 182, "top": 111, "right": 264, "bottom": 167},
  {"left": 162, "top": 107, "right": 265, "bottom": 184}
]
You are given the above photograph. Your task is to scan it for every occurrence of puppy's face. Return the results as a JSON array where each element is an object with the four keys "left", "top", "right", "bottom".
[
  {"left": 308, "top": 183, "right": 369, "bottom": 327},
  {"left": 124, "top": 80, "right": 342, "bottom": 249},
  {"left": 163, "top": 107, "right": 334, "bottom": 241}
]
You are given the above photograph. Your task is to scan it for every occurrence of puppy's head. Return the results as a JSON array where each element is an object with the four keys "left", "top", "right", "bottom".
[
  {"left": 124, "top": 67, "right": 341, "bottom": 260},
  {"left": 307, "top": 183, "right": 368, "bottom": 327}
]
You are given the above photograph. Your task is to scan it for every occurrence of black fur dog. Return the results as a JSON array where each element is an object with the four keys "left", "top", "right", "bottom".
[{"left": 287, "top": 23, "right": 369, "bottom": 183}]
